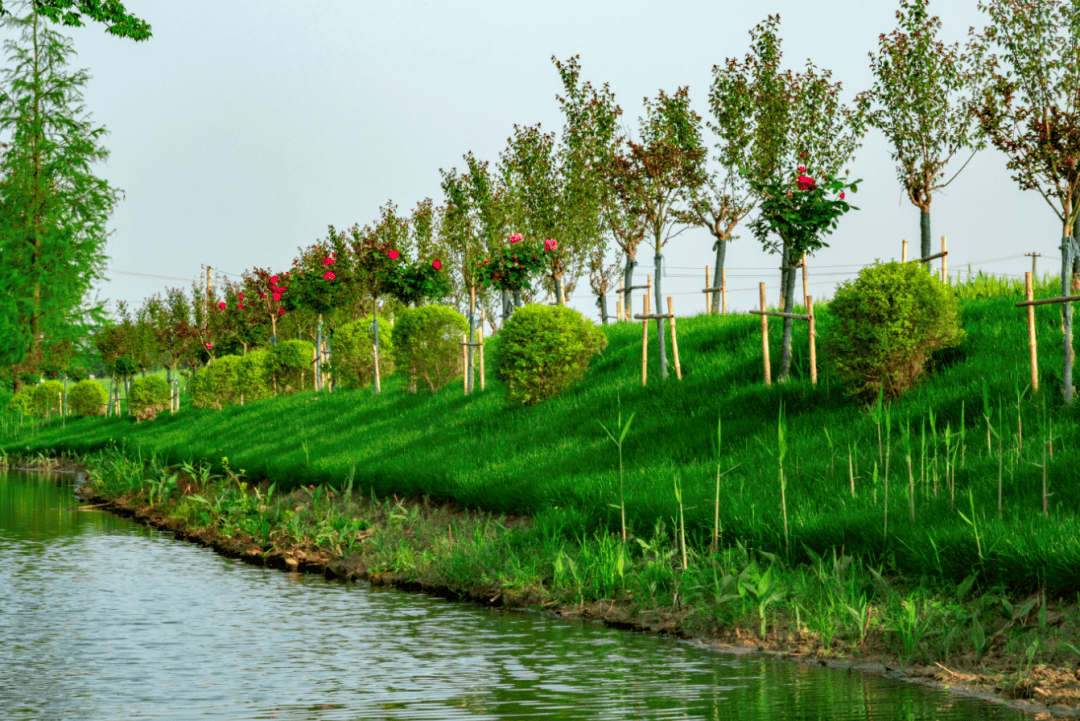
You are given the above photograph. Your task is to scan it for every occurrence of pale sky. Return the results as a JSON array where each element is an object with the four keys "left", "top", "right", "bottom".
[{"left": 3, "top": 0, "right": 1067, "bottom": 321}]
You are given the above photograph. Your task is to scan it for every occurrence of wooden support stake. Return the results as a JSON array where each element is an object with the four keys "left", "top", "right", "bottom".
[
  {"left": 760, "top": 282, "right": 771, "bottom": 386},
  {"left": 667, "top": 297, "right": 682, "bottom": 380},
  {"left": 479, "top": 309, "right": 485, "bottom": 391},
  {"left": 801, "top": 254, "right": 808, "bottom": 309},
  {"left": 642, "top": 293, "right": 650, "bottom": 386},
  {"left": 705, "top": 266, "right": 712, "bottom": 314},
  {"left": 902, "top": 239, "right": 908, "bottom": 263},
  {"left": 808, "top": 295, "right": 817, "bottom": 385},
  {"left": 941, "top": 236, "right": 948, "bottom": 282},
  {"left": 616, "top": 297, "right": 623, "bottom": 324},
  {"left": 647, "top": 275, "right": 653, "bottom": 309},
  {"left": 1015, "top": 294, "right": 1080, "bottom": 308},
  {"left": 722, "top": 267, "right": 727, "bottom": 315},
  {"left": 1027, "top": 272, "right": 1038, "bottom": 392}
]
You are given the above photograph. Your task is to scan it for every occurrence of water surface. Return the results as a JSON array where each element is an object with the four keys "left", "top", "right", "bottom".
[{"left": 0, "top": 470, "right": 1031, "bottom": 720}]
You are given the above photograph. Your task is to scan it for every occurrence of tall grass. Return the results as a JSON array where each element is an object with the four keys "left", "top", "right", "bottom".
[{"left": 4, "top": 272, "right": 1080, "bottom": 595}]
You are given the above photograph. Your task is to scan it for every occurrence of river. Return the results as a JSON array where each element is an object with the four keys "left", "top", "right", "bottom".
[{"left": 0, "top": 469, "right": 1031, "bottom": 720}]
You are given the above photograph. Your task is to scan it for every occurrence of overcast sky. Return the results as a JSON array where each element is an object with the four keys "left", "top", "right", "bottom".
[{"left": 2, "top": 0, "right": 1067, "bottom": 321}]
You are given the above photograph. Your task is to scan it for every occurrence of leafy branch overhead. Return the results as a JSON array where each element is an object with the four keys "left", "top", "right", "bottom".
[{"left": 0, "top": 0, "right": 151, "bottom": 40}]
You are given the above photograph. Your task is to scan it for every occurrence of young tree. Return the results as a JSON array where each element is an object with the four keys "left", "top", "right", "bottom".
[
  {"left": 607, "top": 87, "right": 707, "bottom": 380},
  {"left": 969, "top": 0, "right": 1080, "bottom": 401},
  {"left": 737, "top": 15, "right": 864, "bottom": 382},
  {"left": 0, "top": 9, "right": 121, "bottom": 370},
  {"left": 858, "top": 0, "right": 980, "bottom": 269}
]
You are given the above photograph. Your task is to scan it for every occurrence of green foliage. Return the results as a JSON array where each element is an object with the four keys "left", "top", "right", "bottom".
[
  {"left": 236, "top": 348, "right": 273, "bottom": 403},
  {"left": 825, "top": 261, "right": 964, "bottom": 398},
  {"left": 495, "top": 304, "right": 607, "bottom": 405},
  {"left": 390, "top": 305, "right": 466, "bottom": 394},
  {"left": 68, "top": 378, "right": 107, "bottom": 416},
  {"left": 0, "top": 1, "right": 153, "bottom": 41},
  {"left": 332, "top": 318, "right": 392, "bottom": 389},
  {"left": 129, "top": 374, "right": 171, "bottom": 418},
  {"left": 31, "top": 379, "right": 64, "bottom": 416},
  {"left": 271, "top": 339, "right": 316, "bottom": 394},
  {"left": 5, "top": 384, "right": 34, "bottom": 415},
  {"left": 190, "top": 355, "right": 242, "bottom": 410}
]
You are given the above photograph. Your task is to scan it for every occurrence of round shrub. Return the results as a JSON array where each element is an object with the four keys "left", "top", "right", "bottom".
[
  {"left": 391, "top": 305, "right": 467, "bottom": 393},
  {"left": 129, "top": 375, "right": 172, "bottom": 420},
  {"left": 824, "top": 261, "right": 964, "bottom": 399},
  {"left": 236, "top": 349, "right": 274, "bottom": 403},
  {"left": 32, "top": 380, "right": 65, "bottom": 416},
  {"left": 271, "top": 340, "right": 316, "bottom": 394},
  {"left": 6, "top": 385, "right": 35, "bottom": 415},
  {"left": 495, "top": 303, "right": 607, "bottom": 405},
  {"left": 332, "top": 316, "right": 393, "bottom": 389},
  {"left": 69, "top": 379, "right": 108, "bottom": 416},
  {"left": 190, "top": 355, "right": 243, "bottom": 409}
]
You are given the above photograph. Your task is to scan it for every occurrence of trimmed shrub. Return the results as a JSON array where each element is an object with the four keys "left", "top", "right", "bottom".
[
  {"left": 31, "top": 380, "right": 65, "bottom": 416},
  {"left": 271, "top": 340, "right": 316, "bottom": 394},
  {"left": 190, "top": 355, "right": 243, "bottom": 409},
  {"left": 391, "top": 305, "right": 467, "bottom": 393},
  {"left": 332, "top": 316, "right": 393, "bottom": 389},
  {"left": 129, "top": 375, "right": 172, "bottom": 420},
  {"left": 6, "top": 385, "right": 35, "bottom": 415},
  {"left": 69, "top": 379, "right": 108, "bottom": 416},
  {"left": 495, "top": 303, "right": 607, "bottom": 405},
  {"left": 824, "top": 261, "right": 964, "bottom": 399},
  {"left": 236, "top": 349, "right": 274, "bottom": 402}
]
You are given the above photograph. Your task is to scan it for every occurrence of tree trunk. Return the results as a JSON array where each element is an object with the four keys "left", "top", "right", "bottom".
[
  {"left": 599, "top": 293, "right": 609, "bottom": 325},
  {"left": 371, "top": 307, "right": 381, "bottom": 395},
  {"left": 654, "top": 252, "right": 668, "bottom": 380},
  {"left": 920, "top": 209, "right": 931, "bottom": 271},
  {"left": 1065, "top": 233, "right": 1077, "bottom": 404},
  {"left": 501, "top": 290, "right": 512, "bottom": 324},
  {"left": 779, "top": 243, "right": 799, "bottom": 382},
  {"left": 513, "top": 289, "right": 524, "bottom": 309},
  {"left": 711, "top": 238, "right": 727, "bottom": 315},
  {"left": 622, "top": 256, "right": 637, "bottom": 321}
]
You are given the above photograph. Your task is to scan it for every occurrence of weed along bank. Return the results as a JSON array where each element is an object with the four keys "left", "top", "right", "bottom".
[{"left": 5, "top": 269, "right": 1080, "bottom": 717}]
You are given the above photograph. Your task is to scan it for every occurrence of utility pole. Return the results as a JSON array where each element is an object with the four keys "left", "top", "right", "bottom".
[{"left": 1025, "top": 252, "right": 1042, "bottom": 279}]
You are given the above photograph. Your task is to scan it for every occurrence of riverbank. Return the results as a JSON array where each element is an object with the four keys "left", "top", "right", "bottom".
[{"left": 26, "top": 451, "right": 1074, "bottom": 720}]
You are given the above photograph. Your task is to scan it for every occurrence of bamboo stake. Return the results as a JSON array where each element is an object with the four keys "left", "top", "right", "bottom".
[
  {"left": 721, "top": 267, "right": 727, "bottom": 315},
  {"left": 808, "top": 295, "right": 817, "bottom": 385},
  {"left": 1027, "top": 272, "right": 1038, "bottom": 391},
  {"left": 941, "top": 236, "right": 948, "bottom": 282},
  {"left": 705, "top": 266, "right": 712, "bottom": 314},
  {"left": 667, "top": 297, "right": 682, "bottom": 380},
  {"left": 760, "top": 282, "right": 771, "bottom": 386},
  {"left": 479, "top": 309, "right": 486, "bottom": 391},
  {"left": 641, "top": 293, "right": 650, "bottom": 386},
  {"left": 902, "top": 239, "right": 908, "bottom": 263}
]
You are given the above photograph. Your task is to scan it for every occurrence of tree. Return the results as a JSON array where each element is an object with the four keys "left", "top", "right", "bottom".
[
  {"left": 736, "top": 15, "right": 864, "bottom": 382},
  {"left": 858, "top": 0, "right": 980, "bottom": 269},
  {"left": 969, "top": 0, "right": 1080, "bottom": 402},
  {"left": 607, "top": 87, "right": 707, "bottom": 380},
  {"left": 0, "top": 9, "right": 121, "bottom": 370},
  {"left": 0, "top": 0, "right": 150, "bottom": 40}
]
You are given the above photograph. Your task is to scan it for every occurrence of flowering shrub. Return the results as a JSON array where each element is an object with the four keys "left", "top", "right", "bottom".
[
  {"left": 746, "top": 164, "right": 860, "bottom": 257},
  {"left": 129, "top": 375, "right": 172, "bottom": 421},
  {"left": 493, "top": 304, "right": 607, "bottom": 405},
  {"left": 472, "top": 233, "right": 553, "bottom": 292},
  {"left": 69, "top": 379, "right": 108, "bottom": 416},
  {"left": 390, "top": 305, "right": 467, "bottom": 393},
  {"left": 331, "top": 316, "right": 394, "bottom": 389},
  {"left": 384, "top": 257, "right": 451, "bottom": 306}
]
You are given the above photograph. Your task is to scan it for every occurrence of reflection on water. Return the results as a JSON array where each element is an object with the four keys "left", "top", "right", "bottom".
[{"left": 0, "top": 470, "right": 1029, "bottom": 720}]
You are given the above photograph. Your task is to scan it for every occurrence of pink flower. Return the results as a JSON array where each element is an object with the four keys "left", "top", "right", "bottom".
[
  {"left": 260, "top": 292, "right": 267, "bottom": 299},
  {"left": 323, "top": 270, "right": 336, "bottom": 281},
  {"left": 331, "top": 252, "right": 337, "bottom": 258},
  {"left": 532, "top": 254, "right": 538, "bottom": 259},
  {"left": 543, "top": 238, "right": 557, "bottom": 251},
  {"left": 388, "top": 249, "right": 400, "bottom": 260},
  {"left": 238, "top": 293, "right": 244, "bottom": 301},
  {"left": 796, "top": 175, "right": 816, "bottom": 191},
  {"left": 797, "top": 166, "right": 805, "bottom": 173},
  {"left": 432, "top": 259, "right": 442, "bottom": 271},
  {"left": 840, "top": 192, "right": 846, "bottom": 200},
  {"left": 278, "top": 307, "right": 285, "bottom": 316},
  {"left": 270, "top": 275, "right": 279, "bottom": 284},
  {"left": 272, "top": 292, "right": 281, "bottom": 302},
  {"left": 323, "top": 257, "right": 333, "bottom": 265},
  {"left": 218, "top": 301, "right": 226, "bottom": 310},
  {"left": 237, "top": 303, "right": 244, "bottom": 310},
  {"left": 206, "top": 342, "right": 213, "bottom": 350},
  {"left": 509, "top": 232, "right": 523, "bottom": 244}
]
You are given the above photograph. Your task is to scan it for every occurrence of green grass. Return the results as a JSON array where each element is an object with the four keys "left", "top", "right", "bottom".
[{"left": 5, "top": 271, "right": 1080, "bottom": 595}]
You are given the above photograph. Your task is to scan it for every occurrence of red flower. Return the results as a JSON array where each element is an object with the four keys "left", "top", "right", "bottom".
[
  {"left": 543, "top": 238, "right": 557, "bottom": 251},
  {"left": 260, "top": 292, "right": 267, "bottom": 299},
  {"left": 270, "top": 275, "right": 279, "bottom": 284},
  {"left": 237, "top": 303, "right": 244, "bottom": 310},
  {"left": 388, "top": 249, "right": 400, "bottom": 260},
  {"left": 840, "top": 192, "right": 846, "bottom": 200},
  {"left": 205, "top": 342, "right": 214, "bottom": 350},
  {"left": 509, "top": 232, "right": 523, "bottom": 244},
  {"left": 323, "top": 270, "right": 336, "bottom": 281},
  {"left": 796, "top": 174, "right": 816, "bottom": 191},
  {"left": 532, "top": 254, "right": 538, "bottom": 259},
  {"left": 218, "top": 301, "right": 226, "bottom": 310},
  {"left": 238, "top": 293, "right": 244, "bottom": 301},
  {"left": 797, "top": 166, "right": 805, "bottom": 173},
  {"left": 272, "top": 292, "right": 281, "bottom": 302},
  {"left": 432, "top": 259, "right": 442, "bottom": 271},
  {"left": 331, "top": 252, "right": 337, "bottom": 258},
  {"left": 278, "top": 307, "right": 285, "bottom": 316}
]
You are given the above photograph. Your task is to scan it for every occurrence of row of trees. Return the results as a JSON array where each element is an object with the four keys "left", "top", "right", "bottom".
[{"left": 6, "top": 0, "right": 1080, "bottom": 396}]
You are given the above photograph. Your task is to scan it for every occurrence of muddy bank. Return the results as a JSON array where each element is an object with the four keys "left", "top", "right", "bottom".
[{"left": 60, "top": 470, "right": 1079, "bottom": 720}]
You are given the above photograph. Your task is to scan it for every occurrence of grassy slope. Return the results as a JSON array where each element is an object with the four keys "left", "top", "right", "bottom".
[{"left": 5, "top": 272, "right": 1080, "bottom": 595}]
